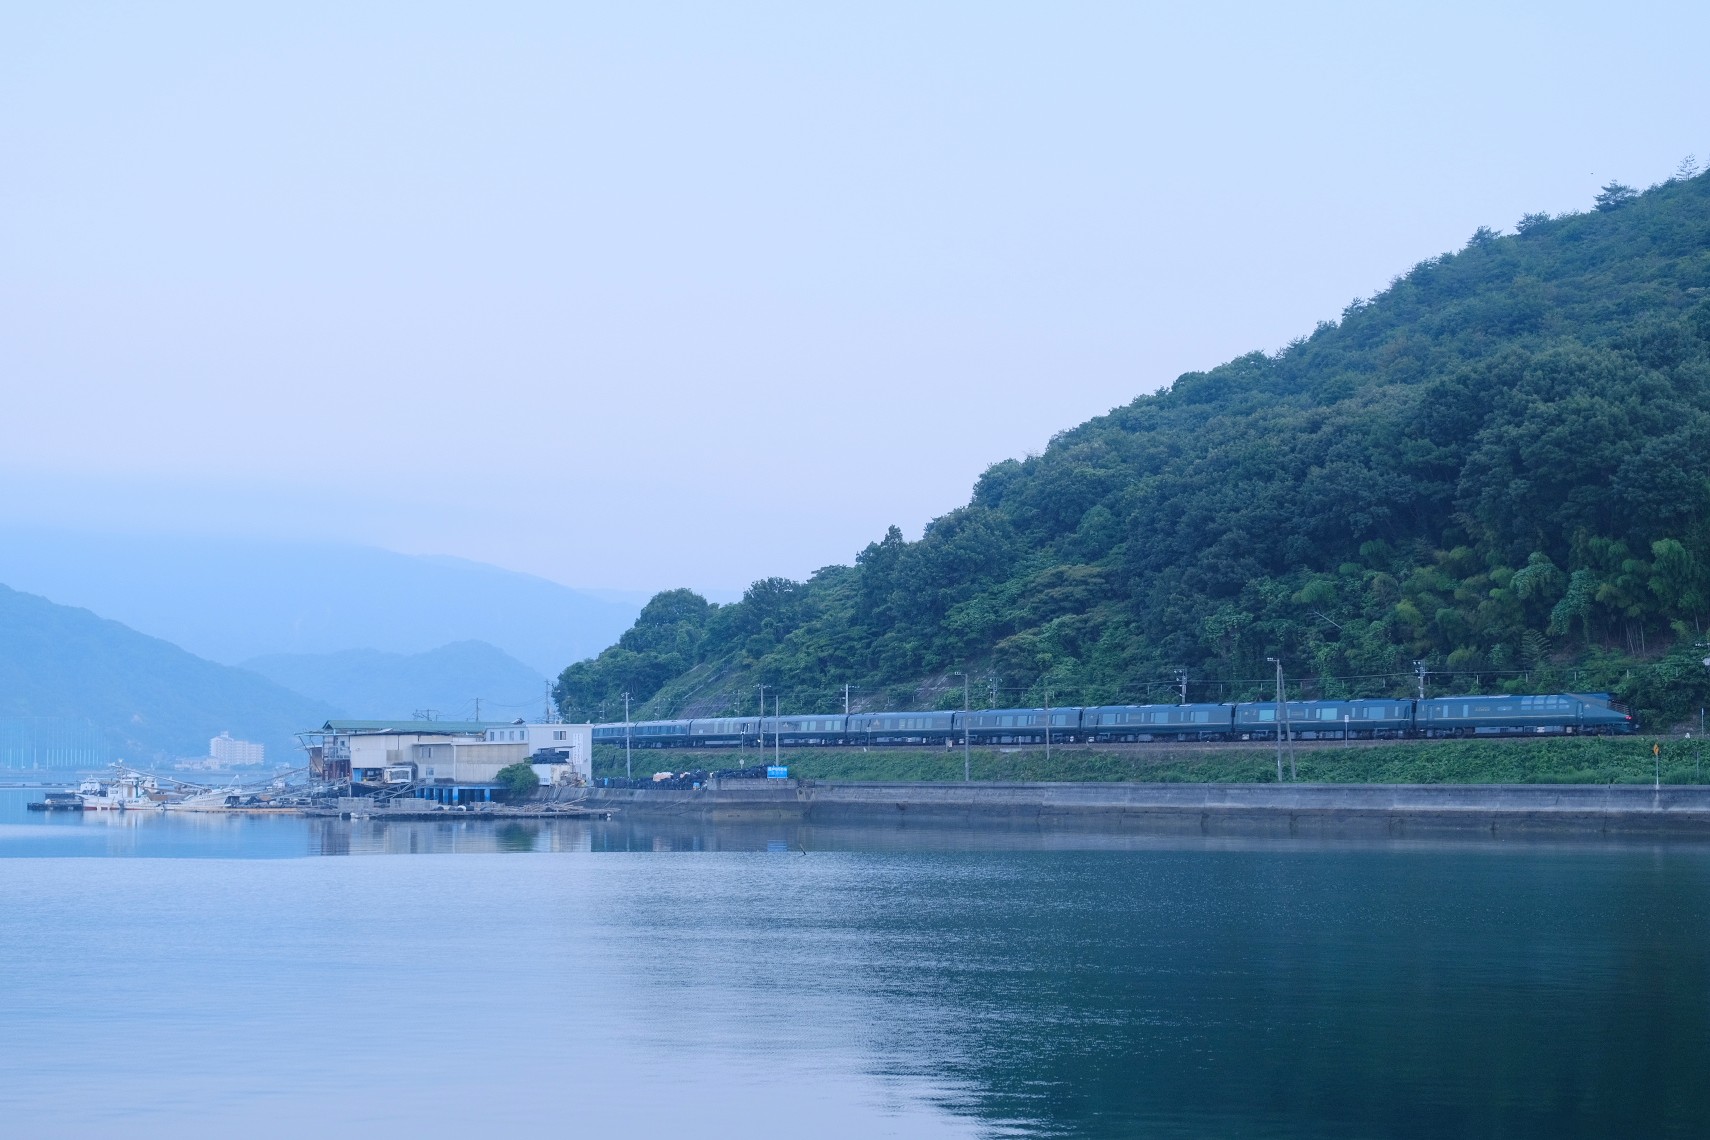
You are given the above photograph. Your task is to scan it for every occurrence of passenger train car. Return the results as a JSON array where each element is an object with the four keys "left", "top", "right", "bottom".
[{"left": 591, "top": 693, "right": 1633, "bottom": 748}]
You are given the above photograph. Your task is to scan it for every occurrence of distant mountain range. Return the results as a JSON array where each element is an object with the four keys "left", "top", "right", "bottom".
[
  {"left": 0, "top": 584, "right": 335, "bottom": 764},
  {"left": 0, "top": 528, "right": 639, "bottom": 675},
  {"left": 243, "top": 641, "right": 549, "bottom": 722}
]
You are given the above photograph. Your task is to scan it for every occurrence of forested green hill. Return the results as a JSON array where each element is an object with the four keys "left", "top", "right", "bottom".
[{"left": 559, "top": 172, "right": 1710, "bottom": 728}]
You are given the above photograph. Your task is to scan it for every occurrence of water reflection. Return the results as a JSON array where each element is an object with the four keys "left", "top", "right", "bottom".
[{"left": 3, "top": 789, "right": 1710, "bottom": 1136}]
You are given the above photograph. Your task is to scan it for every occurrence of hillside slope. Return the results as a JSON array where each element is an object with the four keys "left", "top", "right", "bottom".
[
  {"left": 558, "top": 172, "right": 1710, "bottom": 727},
  {"left": 0, "top": 585, "right": 335, "bottom": 763},
  {"left": 0, "top": 529, "right": 638, "bottom": 675},
  {"left": 243, "top": 641, "right": 547, "bottom": 722}
]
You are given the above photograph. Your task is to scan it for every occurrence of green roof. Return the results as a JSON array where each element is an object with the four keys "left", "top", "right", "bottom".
[{"left": 313, "top": 720, "right": 497, "bottom": 735}]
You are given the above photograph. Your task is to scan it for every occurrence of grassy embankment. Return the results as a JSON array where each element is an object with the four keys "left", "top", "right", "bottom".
[{"left": 594, "top": 737, "right": 1710, "bottom": 785}]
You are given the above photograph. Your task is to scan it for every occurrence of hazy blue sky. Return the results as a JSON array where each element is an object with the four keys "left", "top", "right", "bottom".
[{"left": 3, "top": 1, "right": 1707, "bottom": 596}]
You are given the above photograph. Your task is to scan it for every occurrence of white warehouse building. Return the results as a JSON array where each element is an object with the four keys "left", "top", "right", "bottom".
[{"left": 303, "top": 719, "right": 593, "bottom": 800}]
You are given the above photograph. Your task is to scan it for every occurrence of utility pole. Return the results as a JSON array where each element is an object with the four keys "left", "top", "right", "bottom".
[
  {"left": 622, "top": 691, "right": 632, "bottom": 781},
  {"left": 774, "top": 694, "right": 781, "bottom": 768},
  {"left": 954, "top": 672, "right": 971, "bottom": 782},
  {"left": 1276, "top": 663, "right": 1295, "bottom": 780},
  {"left": 758, "top": 684, "right": 767, "bottom": 758},
  {"left": 964, "top": 673, "right": 972, "bottom": 782},
  {"left": 844, "top": 683, "right": 851, "bottom": 715},
  {"left": 1175, "top": 669, "right": 1189, "bottom": 705},
  {"left": 1044, "top": 686, "right": 1052, "bottom": 764},
  {"left": 1267, "top": 658, "right": 1284, "bottom": 783},
  {"left": 1413, "top": 660, "right": 1429, "bottom": 701}
]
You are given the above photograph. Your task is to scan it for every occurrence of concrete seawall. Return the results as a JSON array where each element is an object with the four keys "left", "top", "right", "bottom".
[{"left": 581, "top": 781, "right": 1710, "bottom": 837}]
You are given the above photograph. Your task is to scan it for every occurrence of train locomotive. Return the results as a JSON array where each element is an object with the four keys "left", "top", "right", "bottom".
[{"left": 592, "top": 692, "right": 1633, "bottom": 749}]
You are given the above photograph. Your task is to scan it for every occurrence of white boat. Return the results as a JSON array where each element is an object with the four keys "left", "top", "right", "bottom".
[
  {"left": 74, "top": 769, "right": 163, "bottom": 811},
  {"left": 164, "top": 786, "right": 246, "bottom": 812}
]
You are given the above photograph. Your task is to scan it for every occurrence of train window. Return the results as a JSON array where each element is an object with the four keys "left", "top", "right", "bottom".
[{"left": 1257, "top": 709, "right": 1275, "bottom": 721}]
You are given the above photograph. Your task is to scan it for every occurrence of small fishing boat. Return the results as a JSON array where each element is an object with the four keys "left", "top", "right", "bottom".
[
  {"left": 73, "top": 769, "right": 162, "bottom": 811},
  {"left": 164, "top": 786, "right": 247, "bottom": 812},
  {"left": 25, "top": 790, "right": 86, "bottom": 812}
]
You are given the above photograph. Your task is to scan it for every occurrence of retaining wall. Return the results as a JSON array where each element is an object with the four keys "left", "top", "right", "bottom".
[{"left": 581, "top": 780, "right": 1710, "bottom": 836}]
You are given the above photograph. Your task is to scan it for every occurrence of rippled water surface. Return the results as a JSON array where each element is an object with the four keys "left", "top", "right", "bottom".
[{"left": 2, "top": 786, "right": 1708, "bottom": 1138}]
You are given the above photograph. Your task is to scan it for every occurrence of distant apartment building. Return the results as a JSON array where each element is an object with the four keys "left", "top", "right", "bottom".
[{"left": 209, "top": 731, "right": 266, "bottom": 767}]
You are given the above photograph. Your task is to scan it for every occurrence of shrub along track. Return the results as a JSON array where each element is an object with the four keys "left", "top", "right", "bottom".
[{"left": 594, "top": 735, "right": 1710, "bottom": 785}]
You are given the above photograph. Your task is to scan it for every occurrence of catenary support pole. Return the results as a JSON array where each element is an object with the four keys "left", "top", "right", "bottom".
[
  {"left": 963, "top": 673, "right": 971, "bottom": 782},
  {"left": 1267, "top": 658, "right": 1283, "bottom": 783}
]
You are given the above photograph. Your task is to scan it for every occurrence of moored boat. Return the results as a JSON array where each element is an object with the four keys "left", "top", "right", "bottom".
[
  {"left": 25, "top": 790, "right": 86, "bottom": 812},
  {"left": 73, "top": 770, "right": 162, "bottom": 811}
]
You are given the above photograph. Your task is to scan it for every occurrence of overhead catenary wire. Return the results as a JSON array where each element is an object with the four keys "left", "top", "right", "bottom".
[{"left": 584, "top": 663, "right": 1601, "bottom": 723}]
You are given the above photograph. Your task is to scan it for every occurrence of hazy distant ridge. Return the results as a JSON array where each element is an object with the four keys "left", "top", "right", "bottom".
[
  {"left": 243, "top": 641, "right": 549, "bottom": 722},
  {"left": 0, "top": 531, "right": 640, "bottom": 676},
  {"left": 0, "top": 584, "right": 335, "bottom": 763}
]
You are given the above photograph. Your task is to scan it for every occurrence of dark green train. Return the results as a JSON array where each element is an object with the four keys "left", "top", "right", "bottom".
[{"left": 592, "top": 692, "right": 1633, "bottom": 747}]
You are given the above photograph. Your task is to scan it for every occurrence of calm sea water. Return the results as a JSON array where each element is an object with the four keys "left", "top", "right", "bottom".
[{"left": 2, "top": 786, "right": 1707, "bottom": 1138}]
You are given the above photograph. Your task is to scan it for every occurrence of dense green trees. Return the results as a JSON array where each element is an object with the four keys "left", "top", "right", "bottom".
[
  {"left": 495, "top": 761, "right": 540, "bottom": 798},
  {"left": 557, "top": 171, "right": 1710, "bottom": 729}
]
